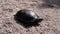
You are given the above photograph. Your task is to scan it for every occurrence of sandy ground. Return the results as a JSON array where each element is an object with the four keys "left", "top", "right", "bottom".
[{"left": 0, "top": 0, "right": 60, "bottom": 34}]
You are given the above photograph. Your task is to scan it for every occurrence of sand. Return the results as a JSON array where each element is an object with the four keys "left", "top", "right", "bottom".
[{"left": 0, "top": 0, "right": 60, "bottom": 34}]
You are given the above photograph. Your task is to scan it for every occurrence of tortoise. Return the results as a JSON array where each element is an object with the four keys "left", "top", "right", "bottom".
[
  {"left": 14, "top": 9, "right": 43, "bottom": 27},
  {"left": 15, "top": 9, "right": 41, "bottom": 22}
]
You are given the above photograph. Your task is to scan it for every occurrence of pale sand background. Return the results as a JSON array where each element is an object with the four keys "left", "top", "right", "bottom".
[{"left": 0, "top": 0, "right": 60, "bottom": 34}]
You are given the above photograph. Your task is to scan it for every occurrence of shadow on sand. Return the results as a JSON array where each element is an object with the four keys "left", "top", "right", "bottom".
[{"left": 38, "top": 0, "right": 60, "bottom": 8}]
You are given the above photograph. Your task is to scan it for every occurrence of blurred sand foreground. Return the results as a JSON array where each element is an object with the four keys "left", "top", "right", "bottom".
[{"left": 0, "top": 0, "right": 60, "bottom": 34}]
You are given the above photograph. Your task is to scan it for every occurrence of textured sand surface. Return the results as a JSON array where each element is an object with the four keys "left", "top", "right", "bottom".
[{"left": 0, "top": 0, "right": 60, "bottom": 34}]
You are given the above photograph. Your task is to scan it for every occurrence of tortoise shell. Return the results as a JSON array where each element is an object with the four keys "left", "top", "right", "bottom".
[{"left": 15, "top": 9, "right": 40, "bottom": 23}]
